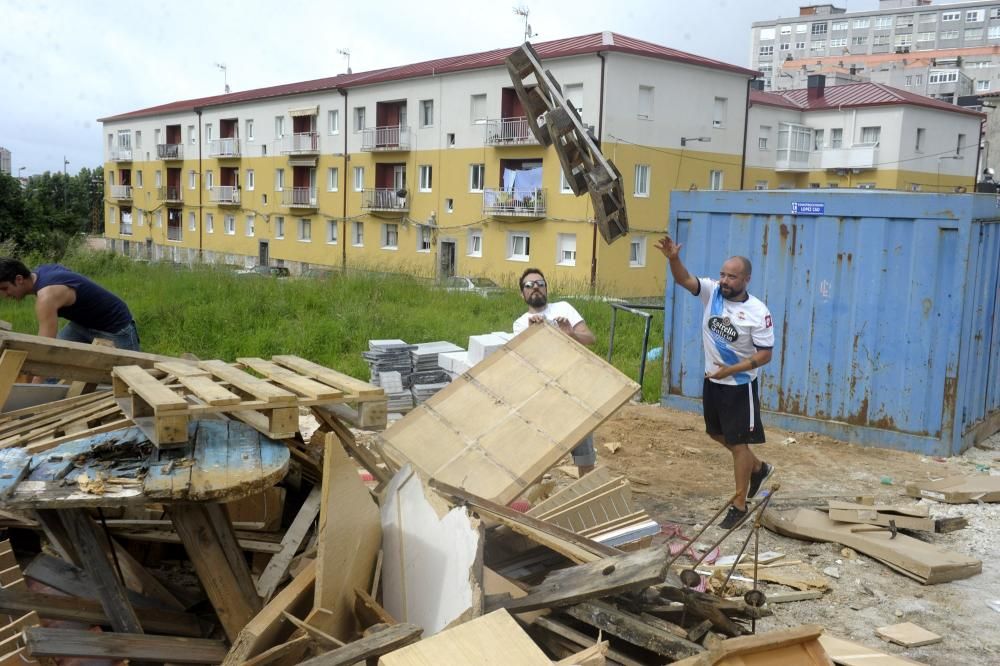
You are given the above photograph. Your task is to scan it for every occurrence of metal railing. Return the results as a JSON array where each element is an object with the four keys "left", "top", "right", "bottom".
[
  {"left": 208, "top": 137, "right": 241, "bottom": 158},
  {"left": 485, "top": 117, "right": 539, "bottom": 145},
  {"left": 607, "top": 302, "right": 664, "bottom": 389},
  {"left": 360, "top": 125, "right": 411, "bottom": 151},
  {"left": 157, "top": 186, "right": 181, "bottom": 202},
  {"left": 110, "top": 185, "right": 132, "bottom": 199},
  {"left": 281, "top": 187, "right": 318, "bottom": 207},
  {"left": 362, "top": 188, "right": 409, "bottom": 211},
  {"left": 209, "top": 186, "right": 240, "bottom": 204},
  {"left": 156, "top": 144, "right": 183, "bottom": 160},
  {"left": 167, "top": 224, "right": 183, "bottom": 241},
  {"left": 482, "top": 188, "right": 546, "bottom": 216},
  {"left": 280, "top": 132, "right": 320, "bottom": 154},
  {"left": 120, "top": 223, "right": 133, "bottom": 236},
  {"left": 110, "top": 149, "right": 133, "bottom": 162}
]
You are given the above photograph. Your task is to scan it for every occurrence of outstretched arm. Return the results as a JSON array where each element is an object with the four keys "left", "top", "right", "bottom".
[{"left": 655, "top": 236, "right": 699, "bottom": 296}]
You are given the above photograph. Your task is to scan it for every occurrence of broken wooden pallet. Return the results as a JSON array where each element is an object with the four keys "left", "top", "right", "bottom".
[{"left": 112, "top": 355, "right": 384, "bottom": 447}]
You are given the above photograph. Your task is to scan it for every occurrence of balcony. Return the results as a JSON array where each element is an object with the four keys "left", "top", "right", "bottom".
[
  {"left": 281, "top": 187, "right": 318, "bottom": 209},
  {"left": 208, "top": 138, "right": 241, "bottom": 158},
  {"left": 110, "top": 149, "right": 133, "bottom": 162},
  {"left": 280, "top": 132, "right": 320, "bottom": 155},
  {"left": 483, "top": 188, "right": 546, "bottom": 218},
  {"left": 157, "top": 144, "right": 184, "bottom": 160},
  {"left": 361, "top": 125, "right": 411, "bottom": 152},
  {"left": 158, "top": 186, "right": 182, "bottom": 202},
  {"left": 167, "top": 225, "right": 182, "bottom": 242},
  {"left": 110, "top": 185, "right": 132, "bottom": 200},
  {"left": 361, "top": 188, "right": 409, "bottom": 212},
  {"left": 816, "top": 145, "right": 879, "bottom": 171},
  {"left": 485, "top": 117, "right": 539, "bottom": 146},
  {"left": 208, "top": 186, "right": 240, "bottom": 205}
]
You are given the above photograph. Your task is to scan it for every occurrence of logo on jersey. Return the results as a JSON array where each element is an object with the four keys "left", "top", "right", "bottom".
[
  {"left": 765, "top": 315, "right": 772, "bottom": 328},
  {"left": 708, "top": 316, "right": 739, "bottom": 343}
]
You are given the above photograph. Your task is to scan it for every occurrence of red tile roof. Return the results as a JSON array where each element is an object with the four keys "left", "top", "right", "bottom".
[
  {"left": 750, "top": 83, "right": 984, "bottom": 118},
  {"left": 99, "top": 32, "right": 759, "bottom": 122}
]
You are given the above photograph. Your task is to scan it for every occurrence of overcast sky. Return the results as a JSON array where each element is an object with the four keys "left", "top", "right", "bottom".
[{"left": 0, "top": 0, "right": 969, "bottom": 176}]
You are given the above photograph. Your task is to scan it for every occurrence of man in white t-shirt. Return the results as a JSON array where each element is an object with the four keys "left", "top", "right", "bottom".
[
  {"left": 656, "top": 236, "right": 776, "bottom": 530},
  {"left": 513, "top": 268, "right": 598, "bottom": 477}
]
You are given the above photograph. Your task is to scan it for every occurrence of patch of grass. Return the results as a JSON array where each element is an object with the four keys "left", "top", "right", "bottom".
[{"left": 0, "top": 252, "right": 665, "bottom": 402}]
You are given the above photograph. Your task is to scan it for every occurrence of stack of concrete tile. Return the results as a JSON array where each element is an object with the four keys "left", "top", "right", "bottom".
[
  {"left": 379, "top": 370, "right": 415, "bottom": 412},
  {"left": 363, "top": 339, "right": 417, "bottom": 388},
  {"left": 438, "top": 351, "right": 471, "bottom": 378},
  {"left": 468, "top": 332, "right": 513, "bottom": 365},
  {"left": 411, "top": 341, "right": 464, "bottom": 399}
]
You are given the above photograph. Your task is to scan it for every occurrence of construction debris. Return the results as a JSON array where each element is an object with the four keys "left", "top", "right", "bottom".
[{"left": 905, "top": 474, "right": 1000, "bottom": 503}]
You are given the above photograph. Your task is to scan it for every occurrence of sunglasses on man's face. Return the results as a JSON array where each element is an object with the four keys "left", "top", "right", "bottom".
[{"left": 522, "top": 279, "right": 546, "bottom": 289}]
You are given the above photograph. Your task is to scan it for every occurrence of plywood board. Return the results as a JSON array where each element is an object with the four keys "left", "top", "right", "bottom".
[
  {"left": 380, "top": 324, "right": 639, "bottom": 504},
  {"left": 818, "top": 634, "right": 927, "bottom": 665},
  {"left": 762, "top": 509, "right": 981, "bottom": 584},
  {"left": 827, "top": 502, "right": 934, "bottom": 532},
  {"left": 378, "top": 609, "right": 550, "bottom": 666},
  {"left": 874, "top": 622, "right": 942, "bottom": 648},
  {"left": 671, "top": 624, "right": 831, "bottom": 666},
  {"left": 904, "top": 475, "right": 1000, "bottom": 504},
  {"left": 381, "top": 465, "right": 483, "bottom": 637}
]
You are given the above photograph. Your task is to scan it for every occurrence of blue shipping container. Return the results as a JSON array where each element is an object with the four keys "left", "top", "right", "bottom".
[{"left": 662, "top": 190, "right": 1000, "bottom": 457}]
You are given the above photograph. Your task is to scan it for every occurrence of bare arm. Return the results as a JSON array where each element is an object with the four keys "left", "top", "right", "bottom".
[
  {"left": 655, "top": 236, "right": 699, "bottom": 296},
  {"left": 34, "top": 285, "right": 75, "bottom": 339},
  {"left": 571, "top": 320, "right": 596, "bottom": 346},
  {"left": 707, "top": 348, "right": 773, "bottom": 381}
]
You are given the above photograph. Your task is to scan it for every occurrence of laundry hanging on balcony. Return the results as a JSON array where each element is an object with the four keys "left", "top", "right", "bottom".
[{"left": 502, "top": 167, "right": 543, "bottom": 192}]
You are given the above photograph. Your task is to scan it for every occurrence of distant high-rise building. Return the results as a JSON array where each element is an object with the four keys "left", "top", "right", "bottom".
[{"left": 0, "top": 147, "right": 11, "bottom": 175}]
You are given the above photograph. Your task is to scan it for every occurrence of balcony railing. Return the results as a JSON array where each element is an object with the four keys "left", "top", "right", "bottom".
[
  {"left": 157, "top": 186, "right": 182, "bottom": 202},
  {"left": 167, "top": 225, "right": 182, "bottom": 242},
  {"left": 485, "top": 117, "right": 539, "bottom": 146},
  {"left": 361, "top": 188, "right": 409, "bottom": 212},
  {"left": 110, "top": 185, "right": 132, "bottom": 200},
  {"left": 120, "top": 223, "right": 133, "bottom": 236},
  {"left": 281, "top": 187, "right": 318, "bottom": 208},
  {"left": 110, "top": 149, "right": 133, "bottom": 162},
  {"left": 209, "top": 186, "right": 240, "bottom": 205},
  {"left": 817, "top": 145, "right": 879, "bottom": 170},
  {"left": 208, "top": 138, "right": 241, "bottom": 158},
  {"left": 280, "top": 132, "right": 320, "bottom": 155},
  {"left": 360, "top": 125, "right": 411, "bottom": 151},
  {"left": 483, "top": 188, "right": 546, "bottom": 217},
  {"left": 157, "top": 144, "right": 184, "bottom": 160}
]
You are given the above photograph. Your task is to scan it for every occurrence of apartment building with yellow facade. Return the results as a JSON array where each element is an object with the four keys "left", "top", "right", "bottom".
[{"left": 100, "top": 33, "right": 758, "bottom": 298}]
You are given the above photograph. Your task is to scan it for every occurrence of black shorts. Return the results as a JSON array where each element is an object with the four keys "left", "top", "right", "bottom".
[{"left": 703, "top": 378, "right": 765, "bottom": 446}]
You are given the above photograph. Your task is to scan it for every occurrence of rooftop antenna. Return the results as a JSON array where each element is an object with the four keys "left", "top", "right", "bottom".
[
  {"left": 513, "top": 6, "right": 537, "bottom": 43},
  {"left": 337, "top": 48, "right": 352, "bottom": 74},
  {"left": 215, "top": 62, "right": 230, "bottom": 93}
]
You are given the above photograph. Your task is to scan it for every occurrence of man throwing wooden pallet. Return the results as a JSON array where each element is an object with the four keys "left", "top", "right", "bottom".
[{"left": 656, "top": 236, "right": 775, "bottom": 529}]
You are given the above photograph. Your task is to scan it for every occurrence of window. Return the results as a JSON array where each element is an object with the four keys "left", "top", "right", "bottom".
[
  {"left": 957, "top": 133, "right": 966, "bottom": 155},
  {"left": 507, "top": 232, "right": 530, "bottom": 261},
  {"left": 224, "top": 215, "right": 235, "bottom": 235},
  {"left": 858, "top": 183, "right": 876, "bottom": 189},
  {"left": 713, "top": 97, "right": 727, "bottom": 128},
  {"left": 829, "top": 37, "right": 847, "bottom": 47},
  {"left": 941, "top": 11, "right": 960, "bottom": 22},
  {"left": 469, "top": 164, "right": 485, "bottom": 192},
  {"left": 204, "top": 124, "right": 213, "bottom": 142},
  {"left": 875, "top": 16, "right": 892, "bottom": 29},
  {"left": 354, "top": 107, "right": 366, "bottom": 131},
  {"left": 895, "top": 14, "right": 913, "bottom": 28},
  {"left": 328, "top": 167, "right": 339, "bottom": 192},
  {"left": 831, "top": 20, "right": 847, "bottom": 31},
  {"left": 795, "top": 41, "right": 806, "bottom": 49},
  {"left": 939, "top": 30, "right": 960, "bottom": 40},
  {"left": 467, "top": 230, "right": 482, "bottom": 257},
  {"left": 853, "top": 18, "right": 870, "bottom": 29},
  {"left": 274, "top": 216, "right": 284, "bottom": 239},
  {"left": 189, "top": 170, "right": 196, "bottom": 189},
  {"left": 853, "top": 35, "right": 868, "bottom": 45},
  {"left": 275, "top": 168, "right": 285, "bottom": 191},
  {"left": 353, "top": 166, "right": 364, "bottom": 191},
  {"left": 929, "top": 71, "right": 960, "bottom": 84},
  {"left": 470, "top": 94, "right": 487, "bottom": 124},
  {"left": 560, "top": 169, "right": 574, "bottom": 194},
  {"left": 895, "top": 35, "right": 912, "bottom": 47},
  {"left": 813, "top": 129, "right": 824, "bottom": 150},
  {"left": 780, "top": 42, "right": 791, "bottom": 51},
  {"left": 759, "top": 126, "right": 771, "bottom": 150},
  {"left": 860, "top": 126, "right": 881, "bottom": 145},
  {"left": 759, "top": 27, "right": 776, "bottom": 41},
  {"left": 445, "top": 198, "right": 454, "bottom": 213},
  {"left": 136, "top": 170, "right": 143, "bottom": 188},
  {"left": 328, "top": 109, "right": 339, "bottom": 135},
  {"left": 811, "top": 40, "right": 826, "bottom": 51},
  {"left": 905, "top": 75, "right": 913, "bottom": 86},
  {"left": 759, "top": 45, "right": 774, "bottom": 57},
  {"left": 780, "top": 25, "right": 791, "bottom": 35},
  {"left": 188, "top": 125, "right": 195, "bottom": 144},
  {"left": 638, "top": 85, "right": 654, "bottom": 119},
  {"left": 811, "top": 22, "right": 827, "bottom": 36},
  {"left": 917, "top": 32, "right": 935, "bottom": 42},
  {"left": 556, "top": 233, "right": 577, "bottom": 266},
  {"left": 830, "top": 128, "right": 843, "bottom": 148},
  {"left": 755, "top": 180, "right": 769, "bottom": 190},
  {"left": 155, "top": 211, "right": 162, "bottom": 228},
  {"left": 418, "top": 226, "right": 431, "bottom": 252},
  {"left": 990, "top": 26, "right": 1000, "bottom": 39},
  {"left": 326, "top": 220, "right": 338, "bottom": 243},
  {"left": 155, "top": 170, "right": 162, "bottom": 188},
  {"left": 447, "top": 133, "right": 455, "bottom": 146},
  {"left": 709, "top": 170, "right": 724, "bottom": 191},
  {"left": 275, "top": 116, "right": 285, "bottom": 138},
  {"left": 978, "top": 79, "right": 992, "bottom": 91},
  {"left": 206, "top": 213, "right": 214, "bottom": 234},
  {"left": 137, "top": 211, "right": 144, "bottom": 226},
  {"left": 992, "top": 8, "right": 1000, "bottom": 19},
  {"left": 564, "top": 83, "right": 583, "bottom": 114},
  {"left": 246, "top": 169, "right": 255, "bottom": 191},
  {"left": 134, "top": 131, "right": 142, "bottom": 149},
  {"left": 353, "top": 221, "right": 364, "bottom": 246},
  {"left": 629, "top": 236, "right": 646, "bottom": 267},
  {"left": 245, "top": 215, "right": 255, "bottom": 237},
  {"left": 299, "top": 219, "right": 312, "bottom": 241},
  {"left": 916, "top": 127, "right": 925, "bottom": 151},
  {"left": 419, "top": 165, "right": 432, "bottom": 192},
  {"left": 966, "top": 29, "right": 984, "bottom": 40},
  {"left": 915, "top": 74, "right": 923, "bottom": 85},
  {"left": 188, "top": 212, "right": 196, "bottom": 231},
  {"left": 205, "top": 170, "right": 213, "bottom": 189},
  {"left": 420, "top": 100, "right": 434, "bottom": 127},
  {"left": 919, "top": 13, "right": 936, "bottom": 24},
  {"left": 795, "top": 23, "right": 806, "bottom": 33},
  {"left": 381, "top": 223, "right": 399, "bottom": 249},
  {"left": 633, "top": 164, "right": 651, "bottom": 197},
  {"left": 246, "top": 119, "right": 254, "bottom": 141},
  {"left": 967, "top": 9, "right": 984, "bottom": 22}
]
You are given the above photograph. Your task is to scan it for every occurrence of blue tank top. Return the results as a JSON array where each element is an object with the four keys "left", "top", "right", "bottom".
[{"left": 33, "top": 264, "right": 132, "bottom": 333}]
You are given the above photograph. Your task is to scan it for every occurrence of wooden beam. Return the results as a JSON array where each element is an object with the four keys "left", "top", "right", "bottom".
[
  {"left": 311, "top": 407, "right": 391, "bottom": 485},
  {"left": 530, "top": 616, "right": 648, "bottom": 666},
  {"left": 297, "top": 623, "right": 423, "bottom": 666},
  {"left": 256, "top": 485, "right": 321, "bottom": 601},
  {"left": 562, "top": 600, "right": 703, "bottom": 661},
  {"left": 24, "top": 628, "right": 227, "bottom": 664},
  {"left": 0, "top": 350, "right": 29, "bottom": 409}
]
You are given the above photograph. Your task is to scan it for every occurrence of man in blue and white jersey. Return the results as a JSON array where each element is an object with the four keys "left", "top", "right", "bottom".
[{"left": 656, "top": 236, "right": 775, "bottom": 529}]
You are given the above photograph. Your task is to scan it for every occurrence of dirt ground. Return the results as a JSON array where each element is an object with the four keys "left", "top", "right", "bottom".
[{"left": 581, "top": 402, "right": 1000, "bottom": 666}]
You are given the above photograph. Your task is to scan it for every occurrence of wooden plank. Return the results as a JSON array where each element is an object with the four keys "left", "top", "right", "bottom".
[
  {"left": 112, "top": 365, "right": 189, "bottom": 412},
  {"left": 874, "top": 622, "right": 942, "bottom": 648},
  {"left": 0, "top": 588, "right": 202, "bottom": 636},
  {"left": 0, "top": 448, "right": 32, "bottom": 498},
  {"left": 175, "top": 374, "right": 243, "bottom": 406},
  {"left": 23, "top": 627, "right": 228, "bottom": 664},
  {"left": 670, "top": 624, "right": 830, "bottom": 666},
  {"left": 58, "top": 507, "right": 143, "bottom": 634},
  {"left": 491, "top": 546, "right": 667, "bottom": 613},
  {"left": 238, "top": 358, "right": 344, "bottom": 399},
  {"left": 355, "top": 587, "right": 397, "bottom": 628},
  {"left": 905, "top": 475, "right": 1000, "bottom": 504},
  {"left": 297, "top": 623, "right": 423, "bottom": 666},
  {"left": 23, "top": 418, "right": 132, "bottom": 455},
  {"left": 199, "top": 360, "right": 297, "bottom": 404},
  {"left": 0, "top": 390, "right": 107, "bottom": 426},
  {"left": 531, "top": 616, "right": 648, "bottom": 666},
  {"left": 762, "top": 508, "right": 981, "bottom": 584},
  {"left": 312, "top": 407, "right": 391, "bottom": 485},
  {"left": 240, "top": 635, "right": 314, "bottom": 666},
  {"left": 818, "top": 634, "right": 927, "bottom": 665},
  {"left": 272, "top": 355, "right": 383, "bottom": 397},
  {"left": 379, "top": 609, "right": 550, "bottom": 666},
  {"left": 105, "top": 527, "right": 283, "bottom": 554},
  {"left": 553, "top": 642, "right": 609, "bottom": 666},
  {"left": 256, "top": 485, "right": 321, "bottom": 601},
  {"left": 154, "top": 361, "right": 212, "bottom": 378},
  {"left": 562, "top": 600, "right": 703, "bottom": 661},
  {"left": 23, "top": 553, "right": 171, "bottom": 610},
  {"left": 0, "top": 350, "right": 29, "bottom": 410}
]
